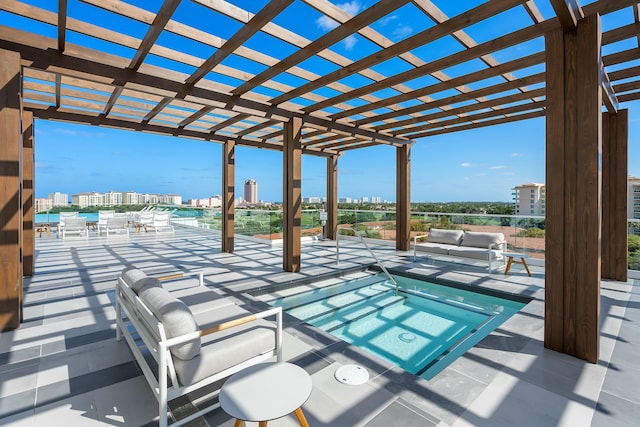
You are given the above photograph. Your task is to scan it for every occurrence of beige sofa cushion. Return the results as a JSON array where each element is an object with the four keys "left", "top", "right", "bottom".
[
  {"left": 121, "top": 266, "right": 149, "bottom": 293},
  {"left": 460, "top": 231, "right": 504, "bottom": 248},
  {"left": 174, "top": 304, "right": 276, "bottom": 386},
  {"left": 139, "top": 286, "right": 200, "bottom": 360},
  {"left": 427, "top": 229, "right": 464, "bottom": 245}
]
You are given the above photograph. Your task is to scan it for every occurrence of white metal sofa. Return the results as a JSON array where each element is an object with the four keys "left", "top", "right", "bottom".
[
  {"left": 115, "top": 266, "right": 283, "bottom": 427},
  {"left": 413, "top": 228, "right": 507, "bottom": 271}
]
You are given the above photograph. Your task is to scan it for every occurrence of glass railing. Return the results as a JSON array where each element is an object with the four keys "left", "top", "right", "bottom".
[
  {"left": 166, "top": 206, "right": 640, "bottom": 272},
  {"left": 170, "top": 207, "right": 323, "bottom": 240}
]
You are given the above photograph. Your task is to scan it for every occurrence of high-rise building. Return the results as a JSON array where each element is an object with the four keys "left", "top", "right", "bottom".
[
  {"left": 47, "top": 192, "right": 68, "bottom": 206},
  {"left": 512, "top": 183, "right": 546, "bottom": 216},
  {"left": 35, "top": 198, "right": 53, "bottom": 213},
  {"left": 244, "top": 179, "right": 258, "bottom": 204},
  {"left": 628, "top": 176, "right": 640, "bottom": 219}
]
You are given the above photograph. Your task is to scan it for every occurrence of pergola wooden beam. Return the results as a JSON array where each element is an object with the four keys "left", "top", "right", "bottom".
[
  {"left": 366, "top": 72, "right": 545, "bottom": 129},
  {"left": 0, "top": 31, "right": 408, "bottom": 146},
  {"left": 128, "top": 0, "right": 181, "bottom": 70},
  {"left": 409, "top": 110, "right": 546, "bottom": 138},
  {"left": 394, "top": 88, "right": 546, "bottom": 136},
  {"left": 26, "top": 105, "right": 339, "bottom": 156},
  {"left": 57, "top": 0, "right": 67, "bottom": 51},
  {"left": 602, "top": 70, "right": 619, "bottom": 113},
  {"left": 329, "top": 52, "right": 545, "bottom": 121},
  {"left": 270, "top": 0, "right": 531, "bottom": 106},
  {"left": 232, "top": 0, "right": 411, "bottom": 97},
  {"left": 186, "top": 0, "right": 294, "bottom": 85},
  {"left": 550, "top": 0, "right": 584, "bottom": 30},
  {"left": 402, "top": 101, "right": 547, "bottom": 138}
]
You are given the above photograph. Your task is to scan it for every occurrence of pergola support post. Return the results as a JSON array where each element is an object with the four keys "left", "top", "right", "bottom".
[
  {"left": 396, "top": 144, "right": 411, "bottom": 251},
  {"left": 602, "top": 110, "right": 628, "bottom": 281},
  {"left": 325, "top": 155, "right": 338, "bottom": 240},
  {"left": 22, "top": 111, "right": 34, "bottom": 278},
  {"left": 283, "top": 117, "right": 302, "bottom": 272},
  {"left": 222, "top": 139, "right": 235, "bottom": 253},
  {"left": 0, "top": 49, "right": 23, "bottom": 331},
  {"left": 544, "top": 15, "right": 602, "bottom": 363}
]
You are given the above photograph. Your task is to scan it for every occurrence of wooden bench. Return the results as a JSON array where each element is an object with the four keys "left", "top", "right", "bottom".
[{"left": 115, "top": 266, "right": 283, "bottom": 427}]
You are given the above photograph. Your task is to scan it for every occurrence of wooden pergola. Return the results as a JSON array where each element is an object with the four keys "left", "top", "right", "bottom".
[{"left": 1, "top": 0, "right": 638, "bottom": 364}]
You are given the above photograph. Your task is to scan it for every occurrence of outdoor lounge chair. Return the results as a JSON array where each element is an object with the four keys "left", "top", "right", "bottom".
[
  {"left": 136, "top": 211, "right": 155, "bottom": 232},
  {"left": 57, "top": 211, "right": 78, "bottom": 236},
  {"left": 149, "top": 211, "right": 174, "bottom": 233},
  {"left": 97, "top": 210, "right": 115, "bottom": 235},
  {"left": 61, "top": 217, "right": 87, "bottom": 239},
  {"left": 104, "top": 216, "right": 129, "bottom": 237}
]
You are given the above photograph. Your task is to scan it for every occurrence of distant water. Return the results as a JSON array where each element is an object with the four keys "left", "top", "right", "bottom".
[{"left": 35, "top": 213, "right": 99, "bottom": 223}]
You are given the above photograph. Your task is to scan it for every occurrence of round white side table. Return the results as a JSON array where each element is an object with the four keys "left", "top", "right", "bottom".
[{"left": 219, "top": 362, "right": 312, "bottom": 427}]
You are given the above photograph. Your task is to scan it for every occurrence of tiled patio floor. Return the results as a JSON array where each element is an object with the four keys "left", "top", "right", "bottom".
[{"left": 0, "top": 226, "right": 637, "bottom": 426}]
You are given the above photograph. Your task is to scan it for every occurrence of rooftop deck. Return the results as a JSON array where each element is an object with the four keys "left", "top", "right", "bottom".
[{"left": 0, "top": 226, "right": 637, "bottom": 426}]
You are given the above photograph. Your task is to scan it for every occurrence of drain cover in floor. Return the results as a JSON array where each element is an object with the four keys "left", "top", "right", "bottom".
[{"left": 334, "top": 364, "right": 369, "bottom": 385}]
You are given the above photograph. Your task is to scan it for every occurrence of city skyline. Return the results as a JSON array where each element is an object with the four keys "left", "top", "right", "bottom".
[{"left": 32, "top": 111, "right": 640, "bottom": 203}]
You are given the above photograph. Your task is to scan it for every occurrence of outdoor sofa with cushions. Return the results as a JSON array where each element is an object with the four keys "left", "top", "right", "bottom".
[
  {"left": 115, "top": 266, "right": 283, "bottom": 427},
  {"left": 413, "top": 228, "right": 506, "bottom": 271}
]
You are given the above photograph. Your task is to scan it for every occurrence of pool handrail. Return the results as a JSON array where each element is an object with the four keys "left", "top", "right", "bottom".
[{"left": 336, "top": 227, "right": 399, "bottom": 295}]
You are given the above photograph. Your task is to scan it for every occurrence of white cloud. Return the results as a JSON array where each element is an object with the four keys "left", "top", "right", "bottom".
[
  {"left": 316, "top": 15, "right": 339, "bottom": 31},
  {"left": 315, "top": 1, "right": 361, "bottom": 49},
  {"left": 512, "top": 152, "right": 523, "bottom": 157},
  {"left": 460, "top": 162, "right": 473, "bottom": 167},
  {"left": 343, "top": 35, "right": 358, "bottom": 50},
  {"left": 392, "top": 25, "right": 413, "bottom": 39},
  {"left": 489, "top": 165, "right": 507, "bottom": 170},
  {"left": 316, "top": 1, "right": 361, "bottom": 30},
  {"left": 379, "top": 15, "right": 398, "bottom": 26}
]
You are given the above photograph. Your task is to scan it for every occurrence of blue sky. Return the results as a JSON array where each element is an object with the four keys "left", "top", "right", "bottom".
[
  {"left": 17, "top": 1, "right": 640, "bottom": 202},
  {"left": 34, "top": 109, "right": 640, "bottom": 203}
]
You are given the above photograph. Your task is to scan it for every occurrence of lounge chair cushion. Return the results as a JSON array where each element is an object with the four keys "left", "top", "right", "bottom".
[
  {"left": 169, "top": 286, "right": 236, "bottom": 314},
  {"left": 460, "top": 231, "right": 504, "bottom": 248},
  {"left": 448, "top": 246, "right": 503, "bottom": 261},
  {"left": 135, "top": 277, "right": 162, "bottom": 294},
  {"left": 427, "top": 229, "right": 464, "bottom": 245},
  {"left": 139, "top": 286, "right": 200, "bottom": 361},
  {"left": 415, "top": 242, "right": 452, "bottom": 255},
  {"left": 173, "top": 304, "right": 276, "bottom": 386},
  {"left": 121, "top": 267, "right": 148, "bottom": 293}
]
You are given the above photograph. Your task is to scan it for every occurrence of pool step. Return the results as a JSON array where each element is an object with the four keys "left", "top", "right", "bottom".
[
  {"left": 265, "top": 273, "right": 390, "bottom": 310},
  {"left": 292, "top": 288, "right": 406, "bottom": 331}
]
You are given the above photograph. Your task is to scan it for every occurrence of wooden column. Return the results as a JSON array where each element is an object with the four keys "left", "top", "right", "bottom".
[
  {"left": 23, "top": 111, "right": 34, "bottom": 278},
  {"left": 0, "top": 49, "right": 23, "bottom": 331},
  {"left": 544, "top": 15, "right": 602, "bottom": 363},
  {"left": 222, "top": 140, "right": 235, "bottom": 253},
  {"left": 325, "top": 154, "right": 338, "bottom": 240},
  {"left": 396, "top": 144, "right": 411, "bottom": 251},
  {"left": 283, "top": 117, "right": 302, "bottom": 272},
  {"left": 602, "top": 110, "right": 628, "bottom": 281}
]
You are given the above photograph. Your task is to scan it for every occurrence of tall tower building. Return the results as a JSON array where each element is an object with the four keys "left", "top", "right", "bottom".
[{"left": 244, "top": 179, "right": 258, "bottom": 204}]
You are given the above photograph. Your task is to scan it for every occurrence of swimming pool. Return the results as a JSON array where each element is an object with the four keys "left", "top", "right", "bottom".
[{"left": 257, "top": 271, "right": 527, "bottom": 379}]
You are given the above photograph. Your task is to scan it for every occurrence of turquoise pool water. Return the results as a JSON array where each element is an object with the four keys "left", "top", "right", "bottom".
[
  {"left": 261, "top": 273, "right": 526, "bottom": 379},
  {"left": 35, "top": 213, "right": 98, "bottom": 223}
]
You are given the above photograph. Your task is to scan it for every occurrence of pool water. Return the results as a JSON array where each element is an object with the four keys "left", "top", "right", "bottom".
[{"left": 259, "top": 272, "right": 526, "bottom": 379}]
